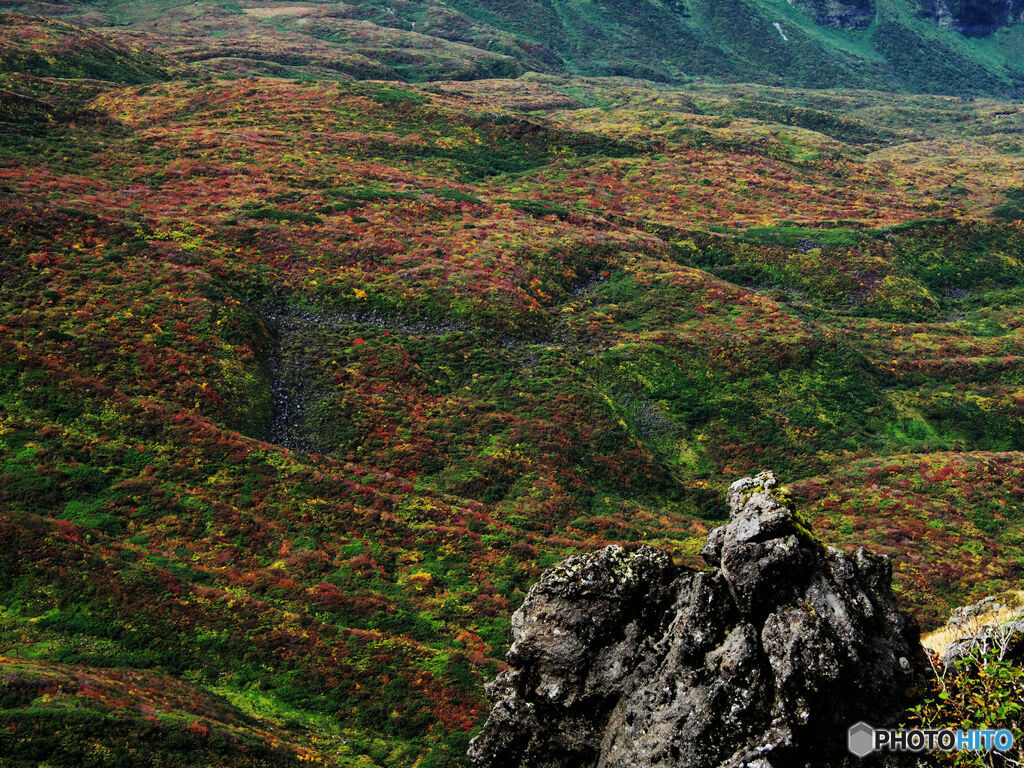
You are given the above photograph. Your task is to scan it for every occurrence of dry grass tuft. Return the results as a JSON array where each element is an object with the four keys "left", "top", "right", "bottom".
[
  {"left": 241, "top": 5, "right": 314, "bottom": 19},
  {"left": 922, "top": 590, "right": 1024, "bottom": 656}
]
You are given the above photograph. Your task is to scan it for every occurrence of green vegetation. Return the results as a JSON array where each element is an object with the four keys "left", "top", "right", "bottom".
[
  {"left": 4, "top": 0, "right": 1024, "bottom": 93},
  {"left": 909, "top": 638, "right": 1024, "bottom": 766},
  {"left": 2, "top": 4, "right": 1024, "bottom": 767}
]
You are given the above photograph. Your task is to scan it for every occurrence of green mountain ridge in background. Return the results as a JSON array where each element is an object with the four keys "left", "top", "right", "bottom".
[
  {"left": 4, "top": 0, "right": 1024, "bottom": 95},
  {"left": 3, "top": 1, "right": 1024, "bottom": 767}
]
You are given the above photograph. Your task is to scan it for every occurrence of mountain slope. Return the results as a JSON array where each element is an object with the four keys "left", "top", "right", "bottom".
[
  {"left": 0, "top": 12, "right": 172, "bottom": 83},
  {"left": 5, "top": 0, "right": 1024, "bottom": 94},
  {"left": 1, "top": 51, "right": 1024, "bottom": 765},
  {"left": 3, "top": 4, "right": 1024, "bottom": 768}
]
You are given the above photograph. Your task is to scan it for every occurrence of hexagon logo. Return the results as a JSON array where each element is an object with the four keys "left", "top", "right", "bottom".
[{"left": 848, "top": 722, "right": 876, "bottom": 758}]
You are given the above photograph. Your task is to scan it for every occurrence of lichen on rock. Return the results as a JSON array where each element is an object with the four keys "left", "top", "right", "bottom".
[{"left": 469, "top": 471, "right": 927, "bottom": 768}]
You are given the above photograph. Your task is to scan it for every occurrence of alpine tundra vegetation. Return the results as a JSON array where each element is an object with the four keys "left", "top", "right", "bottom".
[{"left": 1, "top": 1, "right": 1024, "bottom": 766}]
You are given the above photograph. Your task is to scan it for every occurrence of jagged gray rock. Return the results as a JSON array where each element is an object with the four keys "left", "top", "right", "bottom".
[
  {"left": 469, "top": 471, "right": 927, "bottom": 768},
  {"left": 938, "top": 594, "right": 1024, "bottom": 668},
  {"left": 944, "top": 621, "right": 1024, "bottom": 668}
]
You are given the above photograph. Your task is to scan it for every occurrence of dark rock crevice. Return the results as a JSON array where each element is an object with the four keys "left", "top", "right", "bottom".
[
  {"left": 470, "top": 471, "right": 927, "bottom": 768},
  {"left": 917, "top": 0, "right": 1024, "bottom": 35}
]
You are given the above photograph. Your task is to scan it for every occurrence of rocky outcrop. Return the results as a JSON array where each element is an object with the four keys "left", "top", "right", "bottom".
[
  {"left": 794, "top": 0, "right": 876, "bottom": 28},
  {"left": 944, "top": 620, "right": 1024, "bottom": 667},
  {"left": 469, "top": 472, "right": 927, "bottom": 768},
  {"left": 935, "top": 595, "right": 1024, "bottom": 668},
  {"left": 918, "top": 0, "right": 1024, "bottom": 36}
]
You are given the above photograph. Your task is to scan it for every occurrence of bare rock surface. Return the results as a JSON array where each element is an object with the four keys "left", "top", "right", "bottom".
[
  {"left": 469, "top": 471, "right": 927, "bottom": 768},
  {"left": 919, "top": 0, "right": 1024, "bottom": 36},
  {"left": 794, "top": 0, "right": 876, "bottom": 28},
  {"left": 938, "top": 594, "right": 1024, "bottom": 668}
]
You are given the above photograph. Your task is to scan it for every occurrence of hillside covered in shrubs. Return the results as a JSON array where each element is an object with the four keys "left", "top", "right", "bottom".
[{"left": 2, "top": 6, "right": 1024, "bottom": 767}]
